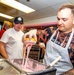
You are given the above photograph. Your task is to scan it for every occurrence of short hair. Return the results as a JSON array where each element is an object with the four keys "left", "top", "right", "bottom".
[{"left": 58, "top": 4, "right": 74, "bottom": 15}]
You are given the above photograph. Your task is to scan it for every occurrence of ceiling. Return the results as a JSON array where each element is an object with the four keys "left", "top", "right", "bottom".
[{"left": 0, "top": 0, "right": 74, "bottom": 23}]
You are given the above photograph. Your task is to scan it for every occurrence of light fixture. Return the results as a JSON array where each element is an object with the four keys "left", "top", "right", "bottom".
[
  {"left": 0, "top": 0, "right": 35, "bottom": 13},
  {"left": 26, "top": 0, "right": 30, "bottom": 2},
  {"left": 0, "top": 13, "right": 14, "bottom": 19}
]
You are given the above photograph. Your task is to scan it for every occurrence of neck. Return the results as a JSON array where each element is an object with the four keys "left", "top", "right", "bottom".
[{"left": 59, "top": 28, "right": 73, "bottom": 34}]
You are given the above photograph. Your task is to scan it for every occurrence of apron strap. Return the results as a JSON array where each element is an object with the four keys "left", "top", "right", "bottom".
[
  {"left": 50, "top": 28, "right": 74, "bottom": 49},
  {"left": 65, "top": 29, "right": 74, "bottom": 49},
  {"left": 50, "top": 29, "right": 58, "bottom": 41}
]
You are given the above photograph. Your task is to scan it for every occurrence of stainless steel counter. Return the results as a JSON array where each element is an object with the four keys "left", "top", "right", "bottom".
[{"left": 0, "top": 59, "right": 20, "bottom": 75}]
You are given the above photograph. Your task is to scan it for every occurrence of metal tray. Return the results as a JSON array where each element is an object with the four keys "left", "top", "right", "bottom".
[{"left": 9, "top": 58, "right": 56, "bottom": 75}]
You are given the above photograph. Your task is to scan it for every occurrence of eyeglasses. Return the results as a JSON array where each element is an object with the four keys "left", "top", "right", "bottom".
[{"left": 15, "top": 22, "right": 23, "bottom": 24}]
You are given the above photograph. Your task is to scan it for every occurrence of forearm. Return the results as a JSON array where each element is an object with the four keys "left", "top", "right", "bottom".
[
  {"left": 0, "top": 42, "right": 8, "bottom": 59},
  {"left": 38, "top": 43, "right": 46, "bottom": 54},
  {"left": 63, "top": 69, "right": 74, "bottom": 75}
]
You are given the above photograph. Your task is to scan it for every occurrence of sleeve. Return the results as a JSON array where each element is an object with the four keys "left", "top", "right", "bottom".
[
  {"left": 0, "top": 30, "right": 9, "bottom": 43},
  {"left": 45, "top": 28, "right": 52, "bottom": 41}
]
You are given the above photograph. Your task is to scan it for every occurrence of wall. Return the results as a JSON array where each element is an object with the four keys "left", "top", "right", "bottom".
[{"left": 24, "top": 16, "right": 57, "bottom": 25}]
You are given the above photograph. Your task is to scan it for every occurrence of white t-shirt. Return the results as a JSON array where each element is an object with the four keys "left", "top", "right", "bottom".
[{"left": 0, "top": 28, "right": 24, "bottom": 59}]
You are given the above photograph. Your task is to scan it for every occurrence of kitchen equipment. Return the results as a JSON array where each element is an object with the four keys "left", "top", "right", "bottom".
[{"left": 9, "top": 58, "right": 56, "bottom": 75}]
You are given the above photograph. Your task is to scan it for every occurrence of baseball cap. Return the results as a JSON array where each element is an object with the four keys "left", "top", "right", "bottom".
[{"left": 14, "top": 16, "right": 23, "bottom": 24}]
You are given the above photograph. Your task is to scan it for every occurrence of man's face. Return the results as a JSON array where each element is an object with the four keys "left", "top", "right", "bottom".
[
  {"left": 57, "top": 8, "right": 74, "bottom": 33},
  {"left": 13, "top": 23, "right": 23, "bottom": 31}
]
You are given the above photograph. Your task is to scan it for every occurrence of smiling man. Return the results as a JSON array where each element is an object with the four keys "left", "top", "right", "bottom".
[{"left": 0, "top": 16, "right": 24, "bottom": 59}]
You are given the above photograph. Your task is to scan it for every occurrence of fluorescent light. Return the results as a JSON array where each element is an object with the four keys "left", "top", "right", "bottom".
[
  {"left": 0, "top": 0, "right": 35, "bottom": 13},
  {"left": 0, "top": 13, "right": 14, "bottom": 19}
]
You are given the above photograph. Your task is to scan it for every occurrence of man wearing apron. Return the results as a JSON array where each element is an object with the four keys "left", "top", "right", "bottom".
[{"left": 43, "top": 4, "right": 74, "bottom": 75}]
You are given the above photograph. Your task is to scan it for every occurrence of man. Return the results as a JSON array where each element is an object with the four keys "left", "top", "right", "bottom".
[
  {"left": 0, "top": 23, "right": 10, "bottom": 39},
  {"left": 43, "top": 4, "right": 74, "bottom": 75},
  {"left": 0, "top": 16, "right": 24, "bottom": 59}
]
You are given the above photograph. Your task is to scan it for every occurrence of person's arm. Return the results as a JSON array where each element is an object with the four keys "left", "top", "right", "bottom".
[
  {"left": 0, "top": 42, "right": 8, "bottom": 59},
  {"left": 63, "top": 69, "right": 74, "bottom": 75},
  {"left": 38, "top": 42, "right": 46, "bottom": 55}
]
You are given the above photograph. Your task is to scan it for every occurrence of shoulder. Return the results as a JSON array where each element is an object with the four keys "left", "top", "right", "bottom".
[
  {"left": 45, "top": 27, "right": 52, "bottom": 36},
  {"left": 5, "top": 28, "right": 12, "bottom": 32},
  {"left": 20, "top": 30, "right": 24, "bottom": 34},
  {"left": 18, "top": 30, "right": 24, "bottom": 37},
  {"left": 45, "top": 27, "right": 52, "bottom": 34},
  {"left": 2, "top": 28, "right": 13, "bottom": 37},
  {"left": 45, "top": 27, "right": 51, "bottom": 32}
]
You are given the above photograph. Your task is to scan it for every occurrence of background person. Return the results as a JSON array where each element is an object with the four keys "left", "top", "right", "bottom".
[
  {"left": 0, "top": 16, "right": 24, "bottom": 59},
  {"left": 0, "top": 23, "right": 10, "bottom": 39},
  {"left": 43, "top": 4, "right": 74, "bottom": 75}
]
